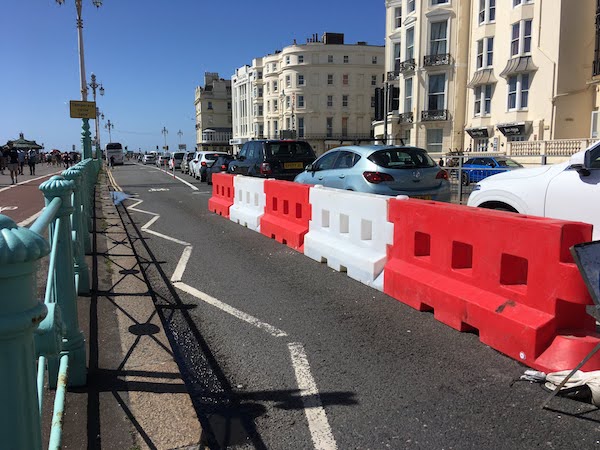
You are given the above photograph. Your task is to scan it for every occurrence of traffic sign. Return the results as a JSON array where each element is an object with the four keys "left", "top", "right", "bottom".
[{"left": 69, "top": 100, "right": 97, "bottom": 119}]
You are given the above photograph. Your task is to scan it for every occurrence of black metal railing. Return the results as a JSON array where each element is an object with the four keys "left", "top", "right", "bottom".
[
  {"left": 399, "top": 58, "right": 416, "bottom": 73},
  {"left": 398, "top": 112, "right": 414, "bottom": 124},
  {"left": 421, "top": 109, "right": 449, "bottom": 121},
  {"left": 423, "top": 53, "right": 451, "bottom": 67}
]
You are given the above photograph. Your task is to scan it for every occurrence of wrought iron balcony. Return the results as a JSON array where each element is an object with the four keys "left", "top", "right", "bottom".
[
  {"left": 423, "top": 53, "right": 451, "bottom": 67},
  {"left": 399, "top": 58, "right": 416, "bottom": 73},
  {"left": 398, "top": 112, "right": 413, "bottom": 124},
  {"left": 421, "top": 109, "right": 449, "bottom": 121},
  {"left": 387, "top": 71, "right": 400, "bottom": 81}
]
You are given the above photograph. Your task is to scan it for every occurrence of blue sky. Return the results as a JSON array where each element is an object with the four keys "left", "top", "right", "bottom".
[{"left": 1, "top": 0, "right": 385, "bottom": 153}]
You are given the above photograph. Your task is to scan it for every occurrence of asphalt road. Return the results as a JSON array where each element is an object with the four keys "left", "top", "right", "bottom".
[{"left": 110, "top": 161, "right": 600, "bottom": 450}]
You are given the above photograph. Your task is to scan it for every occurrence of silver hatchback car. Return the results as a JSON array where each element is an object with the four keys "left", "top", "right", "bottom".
[{"left": 294, "top": 145, "right": 450, "bottom": 201}]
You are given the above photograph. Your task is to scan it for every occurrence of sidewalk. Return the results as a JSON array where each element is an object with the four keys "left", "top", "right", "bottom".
[{"left": 45, "top": 170, "right": 205, "bottom": 449}]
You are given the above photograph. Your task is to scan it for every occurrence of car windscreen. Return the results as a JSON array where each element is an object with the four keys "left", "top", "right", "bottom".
[
  {"left": 186, "top": 153, "right": 194, "bottom": 160},
  {"left": 206, "top": 154, "right": 225, "bottom": 161},
  {"left": 174, "top": 153, "right": 185, "bottom": 159},
  {"left": 497, "top": 159, "right": 523, "bottom": 168},
  {"left": 368, "top": 148, "right": 435, "bottom": 169},
  {"left": 266, "top": 142, "right": 315, "bottom": 159}
]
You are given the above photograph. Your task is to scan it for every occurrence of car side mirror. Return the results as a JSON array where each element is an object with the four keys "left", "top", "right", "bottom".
[{"left": 572, "top": 164, "right": 591, "bottom": 177}]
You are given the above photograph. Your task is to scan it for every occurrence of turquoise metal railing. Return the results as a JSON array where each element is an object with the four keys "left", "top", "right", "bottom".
[{"left": 0, "top": 158, "right": 100, "bottom": 449}]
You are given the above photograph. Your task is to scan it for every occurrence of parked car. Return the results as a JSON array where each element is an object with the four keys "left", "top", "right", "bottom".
[
  {"left": 461, "top": 156, "right": 523, "bottom": 185},
  {"left": 168, "top": 152, "right": 186, "bottom": 170},
  {"left": 180, "top": 151, "right": 195, "bottom": 174},
  {"left": 142, "top": 153, "right": 157, "bottom": 165},
  {"left": 189, "top": 151, "right": 229, "bottom": 181},
  {"left": 156, "top": 154, "right": 169, "bottom": 168},
  {"left": 467, "top": 143, "right": 600, "bottom": 240},
  {"left": 228, "top": 140, "right": 317, "bottom": 180},
  {"left": 206, "top": 154, "right": 235, "bottom": 185},
  {"left": 294, "top": 145, "right": 450, "bottom": 201}
]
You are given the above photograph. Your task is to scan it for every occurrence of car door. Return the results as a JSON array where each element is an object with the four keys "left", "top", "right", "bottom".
[
  {"left": 306, "top": 151, "right": 340, "bottom": 187},
  {"left": 327, "top": 150, "right": 358, "bottom": 189},
  {"left": 231, "top": 144, "right": 249, "bottom": 175},
  {"left": 545, "top": 148, "right": 600, "bottom": 238}
]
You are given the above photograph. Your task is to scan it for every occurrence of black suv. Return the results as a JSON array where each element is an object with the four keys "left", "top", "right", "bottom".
[{"left": 228, "top": 140, "right": 316, "bottom": 180}]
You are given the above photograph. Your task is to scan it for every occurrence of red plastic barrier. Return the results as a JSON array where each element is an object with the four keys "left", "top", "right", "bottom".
[
  {"left": 384, "top": 198, "right": 598, "bottom": 373},
  {"left": 260, "top": 180, "right": 311, "bottom": 251},
  {"left": 208, "top": 173, "right": 235, "bottom": 218}
]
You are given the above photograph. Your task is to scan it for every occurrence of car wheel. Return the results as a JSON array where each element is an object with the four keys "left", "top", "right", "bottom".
[{"left": 461, "top": 173, "right": 470, "bottom": 186}]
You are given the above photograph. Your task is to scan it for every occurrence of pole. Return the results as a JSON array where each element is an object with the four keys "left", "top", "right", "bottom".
[
  {"left": 383, "top": 81, "right": 389, "bottom": 145},
  {"left": 75, "top": 0, "right": 92, "bottom": 160}
]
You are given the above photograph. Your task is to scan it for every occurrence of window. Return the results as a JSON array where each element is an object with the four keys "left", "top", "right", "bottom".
[
  {"left": 406, "top": 27, "right": 415, "bottom": 60},
  {"left": 371, "top": 96, "right": 376, "bottom": 107},
  {"left": 426, "top": 129, "right": 444, "bottom": 152},
  {"left": 372, "top": 56, "right": 378, "bottom": 64},
  {"left": 326, "top": 117, "right": 333, "bottom": 137},
  {"left": 476, "top": 37, "right": 493, "bottom": 69},
  {"left": 298, "top": 55, "right": 304, "bottom": 63},
  {"left": 342, "top": 95, "right": 349, "bottom": 107},
  {"left": 430, "top": 20, "right": 448, "bottom": 55},
  {"left": 432, "top": 0, "right": 449, "bottom": 4},
  {"left": 342, "top": 117, "right": 348, "bottom": 136},
  {"left": 328, "top": 74, "right": 334, "bottom": 85},
  {"left": 395, "top": 6, "right": 402, "bottom": 28},
  {"left": 257, "top": 71, "right": 263, "bottom": 79},
  {"left": 258, "top": 105, "right": 263, "bottom": 116},
  {"left": 286, "top": 96, "right": 291, "bottom": 109},
  {"left": 342, "top": 74, "right": 349, "bottom": 85},
  {"left": 371, "top": 75, "right": 377, "bottom": 86},
  {"left": 507, "top": 74, "right": 530, "bottom": 110},
  {"left": 513, "top": 0, "right": 533, "bottom": 6},
  {"left": 274, "top": 120, "right": 278, "bottom": 136},
  {"left": 511, "top": 20, "right": 532, "bottom": 56},
  {"left": 394, "top": 42, "right": 402, "bottom": 72},
  {"left": 327, "top": 95, "right": 333, "bottom": 107},
  {"left": 298, "top": 95, "right": 305, "bottom": 107},
  {"left": 474, "top": 84, "right": 493, "bottom": 116},
  {"left": 273, "top": 100, "right": 278, "bottom": 112},
  {"left": 328, "top": 55, "right": 334, "bottom": 63},
  {"left": 258, "top": 87, "right": 263, "bottom": 97},
  {"left": 404, "top": 78, "right": 413, "bottom": 112},
  {"left": 285, "top": 56, "right": 290, "bottom": 65},
  {"left": 273, "top": 80, "right": 278, "bottom": 92},
  {"left": 267, "top": 100, "right": 270, "bottom": 112},
  {"left": 207, "top": 101, "right": 213, "bottom": 110},
  {"left": 227, "top": 101, "right": 232, "bottom": 110},
  {"left": 408, "top": 0, "right": 415, "bottom": 13},
  {"left": 343, "top": 55, "right": 349, "bottom": 63},
  {"left": 286, "top": 75, "right": 291, "bottom": 88},
  {"left": 315, "top": 150, "right": 338, "bottom": 170},
  {"left": 298, "top": 117, "right": 305, "bottom": 138},
  {"left": 297, "top": 74, "right": 305, "bottom": 86},
  {"left": 478, "top": 0, "right": 496, "bottom": 24},
  {"left": 272, "top": 63, "right": 277, "bottom": 71},
  {"left": 427, "top": 74, "right": 446, "bottom": 110}
]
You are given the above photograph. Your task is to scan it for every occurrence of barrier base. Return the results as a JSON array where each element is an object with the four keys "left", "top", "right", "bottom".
[
  {"left": 230, "top": 207, "right": 262, "bottom": 232},
  {"left": 261, "top": 217, "right": 306, "bottom": 251},
  {"left": 208, "top": 198, "right": 232, "bottom": 218},
  {"left": 533, "top": 333, "right": 600, "bottom": 372}
]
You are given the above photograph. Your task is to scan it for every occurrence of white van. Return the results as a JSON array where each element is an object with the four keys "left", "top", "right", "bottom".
[{"left": 106, "top": 143, "right": 124, "bottom": 166}]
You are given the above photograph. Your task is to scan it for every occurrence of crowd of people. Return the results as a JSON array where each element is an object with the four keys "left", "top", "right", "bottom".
[{"left": 0, "top": 146, "right": 79, "bottom": 185}]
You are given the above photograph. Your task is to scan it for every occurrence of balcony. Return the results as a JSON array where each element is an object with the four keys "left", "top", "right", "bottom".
[
  {"left": 423, "top": 53, "right": 451, "bottom": 67},
  {"left": 399, "top": 58, "right": 416, "bottom": 73},
  {"left": 421, "top": 109, "right": 449, "bottom": 121},
  {"left": 398, "top": 112, "right": 413, "bottom": 124}
]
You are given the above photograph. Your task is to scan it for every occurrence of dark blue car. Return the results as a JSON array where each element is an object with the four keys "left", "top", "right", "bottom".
[{"left": 461, "top": 156, "right": 523, "bottom": 185}]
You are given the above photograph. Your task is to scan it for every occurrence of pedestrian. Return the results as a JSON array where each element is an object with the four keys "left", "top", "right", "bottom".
[
  {"left": 438, "top": 157, "right": 444, "bottom": 167},
  {"left": 27, "top": 149, "right": 37, "bottom": 175},
  {"left": 63, "top": 152, "right": 70, "bottom": 168},
  {"left": 109, "top": 155, "right": 115, "bottom": 169},
  {"left": 0, "top": 147, "right": 6, "bottom": 175},
  {"left": 7, "top": 145, "right": 19, "bottom": 184},
  {"left": 17, "top": 149, "right": 25, "bottom": 175}
]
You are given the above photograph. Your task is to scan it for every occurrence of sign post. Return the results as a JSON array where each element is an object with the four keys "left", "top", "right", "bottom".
[{"left": 69, "top": 101, "right": 96, "bottom": 119}]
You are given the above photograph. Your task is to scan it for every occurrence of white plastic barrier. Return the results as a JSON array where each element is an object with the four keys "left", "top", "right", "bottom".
[
  {"left": 229, "top": 176, "right": 266, "bottom": 232},
  {"left": 303, "top": 186, "right": 399, "bottom": 291}
]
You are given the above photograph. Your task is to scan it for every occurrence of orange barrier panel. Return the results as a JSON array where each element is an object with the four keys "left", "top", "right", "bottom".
[
  {"left": 260, "top": 180, "right": 311, "bottom": 251},
  {"left": 208, "top": 173, "right": 235, "bottom": 218},
  {"left": 384, "top": 198, "right": 598, "bottom": 373}
]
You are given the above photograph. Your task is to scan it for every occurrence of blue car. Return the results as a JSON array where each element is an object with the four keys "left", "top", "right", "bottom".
[
  {"left": 461, "top": 156, "right": 523, "bottom": 185},
  {"left": 294, "top": 145, "right": 451, "bottom": 201}
]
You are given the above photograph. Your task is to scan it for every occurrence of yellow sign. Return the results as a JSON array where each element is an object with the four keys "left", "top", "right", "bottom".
[{"left": 69, "top": 100, "right": 97, "bottom": 119}]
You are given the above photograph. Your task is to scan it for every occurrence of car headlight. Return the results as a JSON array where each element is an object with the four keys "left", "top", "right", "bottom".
[{"left": 472, "top": 184, "right": 481, "bottom": 191}]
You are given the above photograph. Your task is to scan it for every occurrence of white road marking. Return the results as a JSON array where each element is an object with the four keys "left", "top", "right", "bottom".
[
  {"left": 0, "top": 206, "right": 18, "bottom": 213},
  {"left": 171, "top": 245, "right": 193, "bottom": 283},
  {"left": 155, "top": 167, "right": 199, "bottom": 191},
  {"left": 288, "top": 342, "right": 338, "bottom": 450},
  {"left": 174, "top": 281, "right": 288, "bottom": 338},
  {"left": 19, "top": 210, "right": 43, "bottom": 228},
  {"left": 149, "top": 188, "right": 170, "bottom": 192},
  {"left": 0, "top": 170, "right": 63, "bottom": 193}
]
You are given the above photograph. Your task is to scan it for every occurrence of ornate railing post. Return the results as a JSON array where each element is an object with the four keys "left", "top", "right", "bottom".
[
  {"left": 0, "top": 215, "right": 50, "bottom": 449},
  {"left": 39, "top": 176, "right": 87, "bottom": 387},
  {"left": 63, "top": 167, "right": 91, "bottom": 292}
]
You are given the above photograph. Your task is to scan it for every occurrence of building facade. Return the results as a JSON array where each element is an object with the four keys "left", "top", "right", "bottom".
[
  {"left": 375, "top": 0, "right": 470, "bottom": 153},
  {"left": 231, "top": 33, "right": 384, "bottom": 155},
  {"left": 194, "top": 72, "right": 233, "bottom": 152}
]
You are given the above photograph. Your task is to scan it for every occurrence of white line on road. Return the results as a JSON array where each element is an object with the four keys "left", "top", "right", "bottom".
[
  {"left": 18, "top": 210, "right": 43, "bottom": 228},
  {"left": 155, "top": 167, "right": 199, "bottom": 191},
  {"left": 0, "top": 170, "right": 63, "bottom": 193},
  {"left": 171, "top": 245, "right": 193, "bottom": 283},
  {"left": 174, "top": 281, "right": 288, "bottom": 338},
  {"left": 288, "top": 342, "right": 338, "bottom": 450}
]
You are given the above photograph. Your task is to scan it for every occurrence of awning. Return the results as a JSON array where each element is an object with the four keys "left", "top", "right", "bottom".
[
  {"left": 496, "top": 121, "right": 532, "bottom": 136},
  {"left": 467, "top": 69, "right": 497, "bottom": 88},
  {"left": 499, "top": 56, "right": 538, "bottom": 78},
  {"left": 465, "top": 127, "right": 491, "bottom": 138}
]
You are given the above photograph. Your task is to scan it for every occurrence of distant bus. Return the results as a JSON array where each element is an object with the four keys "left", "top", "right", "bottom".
[{"left": 105, "top": 143, "right": 124, "bottom": 166}]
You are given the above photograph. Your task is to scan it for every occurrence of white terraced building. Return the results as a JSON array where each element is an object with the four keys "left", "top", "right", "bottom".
[{"left": 231, "top": 33, "right": 384, "bottom": 155}]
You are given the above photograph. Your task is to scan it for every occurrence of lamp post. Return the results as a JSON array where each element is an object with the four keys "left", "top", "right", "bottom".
[
  {"left": 161, "top": 127, "right": 168, "bottom": 152},
  {"left": 105, "top": 120, "right": 114, "bottom": 143},
  {"left": 88, "top": 73, "right": 104, "bottom": 158},
  {"left": 177, "top": 129, "right": 183, "bottom": 143},
  {"left": 56, "top": 0, "right": 103, "bottom": 160}
]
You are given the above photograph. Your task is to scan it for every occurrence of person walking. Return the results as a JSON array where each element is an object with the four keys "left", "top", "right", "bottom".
[
  {"left": 0, "top": 147, "right": 6, "bottom": 175},
  {"left": 17, "top": 149, "right": 25, "bottom": 175},
  {"left": 27, "top": 149, "right": 37, "bottom": 175},
  {"left": 63, "top": 152, "right": 70, "bottom": 168},
  {"left": 109, "top": 155, "right": 115, "bottom": 169},
  {"left": 7, "top": 145, "right": 19, "bottom": 184}
]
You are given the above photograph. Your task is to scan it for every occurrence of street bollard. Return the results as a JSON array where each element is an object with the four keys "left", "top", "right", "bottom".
[
  {"left": 62, "top": 167, "right": 91, "bottom": 292},
  {"left": 0, "top": 215, "right": 50, "bottom": 450},
  {"left": 39, "top": 176, "right": 87, "bottom": 387}
]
